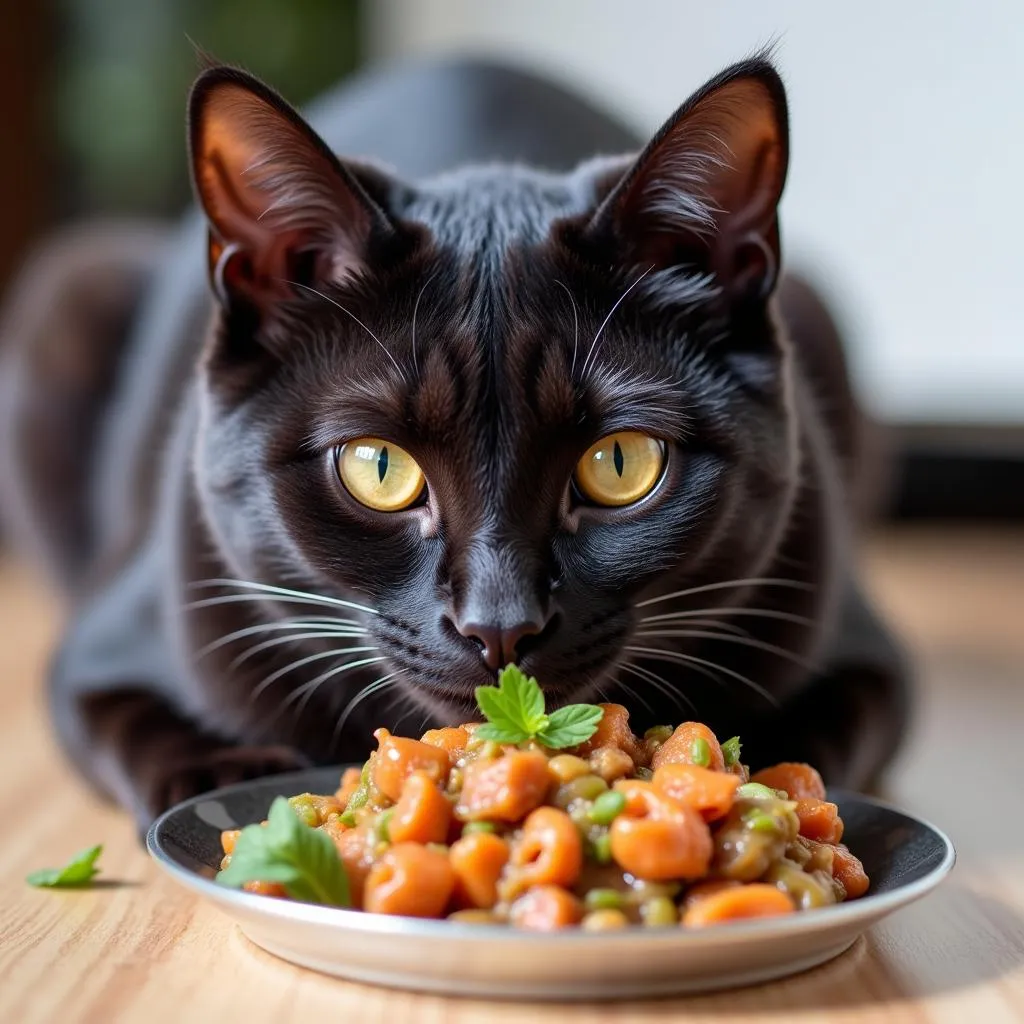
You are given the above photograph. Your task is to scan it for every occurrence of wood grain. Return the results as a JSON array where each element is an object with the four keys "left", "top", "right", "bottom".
[{"left": 1, "top": 529, "right": 1023, "bottom": 1023}]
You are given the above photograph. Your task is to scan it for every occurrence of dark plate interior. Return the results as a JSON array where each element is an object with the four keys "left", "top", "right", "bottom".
[{"left": 150, "top": 767, "right": 951, "bottom": 899}]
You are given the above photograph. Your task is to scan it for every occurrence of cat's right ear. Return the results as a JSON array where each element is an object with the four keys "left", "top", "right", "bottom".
[{"left": 188, "top": 67, "right": 406, "bottom": 312}]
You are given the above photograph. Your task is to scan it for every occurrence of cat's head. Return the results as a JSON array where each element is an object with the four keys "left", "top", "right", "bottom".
[{"left": 186, "top": 59, "right": 801, "bottom": 737}]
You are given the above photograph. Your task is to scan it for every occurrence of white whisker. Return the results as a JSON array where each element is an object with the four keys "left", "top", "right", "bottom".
[
  {"left": 580, "top": 265, "right": 655, "bottom": 382},
  {"left": 624, "top": 644, "right": 779, "bottom": 708},
  {"left": 289, "top": 280, "right": 407, "bottom": 383},
  {"left": 195, "top": 619, "right": 366, "bottom": 661},
  {"left": 639, "top": 606, "right": 815, "bottom": 628},
  {"left": 410, "top": 270, "right": 439, "bottom": 378},
  {"left": 250, "top": 646, "right": 378, "bottom": 702},
  {"left": 229, "top": 632, "right": 373, "bottom": 672},
  {"left": 632, "top": 629, "right": 814, "bottom": 670},
  {"left": 332, "top": 671, "right": 403, "bottom": 744},
  {"left": 618, "top": 660, "right": 698, "bottom": 718},
  {"left": 554, "top": 280, "right": 580, "bottom": 377},
  {"left": 282, "top": 656, "right": 389, "bottom": 721},
  {"left": 636, "top": 577, "right": 814, "bottom": 610},
  {"left": 189, "top": 578, "right": 378, "bottom": 615}
]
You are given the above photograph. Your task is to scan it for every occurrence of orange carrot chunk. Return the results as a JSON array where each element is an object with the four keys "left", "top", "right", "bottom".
[
  {"left": 652, "top": 763, "right": 741, "bottom": 822},
  {"left": 650, "top": 722, "right": 725, "bottom": 772},
  {"left": 750, "top": 762, "right": 827, "bottom": 801},
  {"left": 682, "top": 884, "right": 795, "bottom": 926},
  {"left": 363, "top": 843, "right": 455, "bottom": 918},
  {"left": 388, "top": 771, "right": 453, "bottom": 845},
  {"left": 610, "top": 780, "right": 713, "bottom": 880},
  {"left": 831, "top": 843, "right": 870, "bottom": 899},
  {"left": 508, "top": 885, "right": 583, "bottom": 931},
  {"left": 501, "top": 806, "right": 583, "bottom": 900},
  {"left": 455, "top": 751, "right": 550, "bottom": 822},
  {"left": 420, "top": 726, "right": 471, "bottom": 766},
  {"left": 571, "top": 703, "right": 643, "bottom": 763},
  {"left": 371, "top": 729, "right": 450, "bottom": 801},
  {"left": 450, "top": 832, "right": 510, "bottom": 909},
  {"left": 795, "top": 798, "right": 844, "bottom": 843}
]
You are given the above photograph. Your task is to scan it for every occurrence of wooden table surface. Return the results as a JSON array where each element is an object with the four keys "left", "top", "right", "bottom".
[{"left": 2, "top": 527, "right": 1023, "bottom": 1023}]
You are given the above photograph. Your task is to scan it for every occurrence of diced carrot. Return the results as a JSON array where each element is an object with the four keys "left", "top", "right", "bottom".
[
  {"left": 456, "top": 751, "right": 550, "bottom": 822},
  {"left": 610, "top": 780, "right": 713, "bottom": 880},
  {"left": 682, "top": 883, "right": 795, "bottom": 926},
  {"left": 571, "top": 704, "right": 643, "bottom": 763},
  {"left": 220, "top": 829, "right": 241, "bottom": 856},
  {"left": 681, "top": 879, "right": 742, "bottom": 911},
  {"left": 450, "top": 832, "right": 510, "bottom": 909},
  {"left": 363, "top": 843, "right": 455, "bottom": 918},
  {"left": 388, "top": 771, "right": 453, "bottom": 845},
  {"left": 371, "top": 728, "right": 450, "bottom": 801},
  {"left": 750, "top": 762, "right": 826, "bottom": 801},
  {"left": 650, "top": 722, "right": 725, "bottom": 772},
  {"left": 508, "top": 886, "right": 583, "bottom": 931},
  {"left": 242, "top": 880, "right": 287, "bottom": 898},
  {"left": 500, "top": 807, "right": 583, "bottom": 901},
  {"left": 653, "top": 763, "right": 741, "bottom": 822},
  {"left": 324, "top": 822, "right": 373, "bottom": 906},
  {"left": 420, "top": 726, "right": 471, "bottom": 766},
  {"left": 831, "top": 843, "right": 869, "bottom": 899},
  {"left": 335, "top": 767, "right": 361, "bottom": 807},
  {"left": 795, "top": 798, "right": 844, "bottom": 843}
]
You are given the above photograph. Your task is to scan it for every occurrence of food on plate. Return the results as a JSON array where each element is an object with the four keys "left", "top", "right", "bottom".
[{"left": 217, "top": 666, "right": 868, "bottom": 930}]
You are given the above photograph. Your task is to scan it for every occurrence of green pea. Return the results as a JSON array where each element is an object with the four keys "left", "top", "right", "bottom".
[
  {"left": 721, "top": 736, "right": 742, "bottom": 767},
  {"left": 374, "top": 808, "right": 394, "bottom": 844},
  {"left": 640, "top": 896, "right": 678, "bottom": 927},
  {"left": 462, "top": 821, "right": 497, "bottom": 835},
  {"left": 588, "top": 789, "right": 627, "bottom": 825},
  {"left": 690, "top": 737, "right": 711, "bottom": 767},
  {"left": 644, "top": 725, "right": 674, "bottom": 744},
  {"left": 736, "top": 782, "right": 777, "bottom": 801},
  {"left": 288, "top": 796, "right": 319, "bottom": 828},
  {"left": 338, "top": 784, "right": 369, "bottom": 827},
  {"left": 742, "top": 807, "right": 780, "bottom": 834},
  {"left": 584, "top": 888, "right": 624, "bottom": 911},
  {"left": 591, "top": 832, "right": 613, "bottom": 864}
]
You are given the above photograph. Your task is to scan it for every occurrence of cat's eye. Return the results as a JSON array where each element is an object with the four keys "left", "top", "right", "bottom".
[
  {"left": 574, "top": 431, "right": 666, "bottom": 507},
  {"left": 336, "top": 438, "right": 426, "bottom": 512}
]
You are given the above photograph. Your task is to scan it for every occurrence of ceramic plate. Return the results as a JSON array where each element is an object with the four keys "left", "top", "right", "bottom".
[{"left": 147, "top": 768, "right": 954, "bottom": 1000}]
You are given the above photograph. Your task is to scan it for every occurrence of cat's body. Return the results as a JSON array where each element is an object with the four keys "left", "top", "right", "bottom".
[{"left": 0, "top": 57, "right": 908, "bottom": 828}]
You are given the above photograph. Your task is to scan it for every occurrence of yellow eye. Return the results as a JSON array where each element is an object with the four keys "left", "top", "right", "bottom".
[
  {"left": 336, "top": 438, "right": 425, "bottom": 512},
  {"left": 574, "top": 431, "right": 665, "bottom": 507}
]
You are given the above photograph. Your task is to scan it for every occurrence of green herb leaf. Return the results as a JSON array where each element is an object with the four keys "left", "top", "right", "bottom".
[
  {"left": 217, "top": 797, "right": 350, "bottom": 907},
  {"left": 475, "top": 664, "right": 548, "bottom": 740},
  {"left": 26, "top": 844, "right": 103, "bottom": 888},
  {"left": 721, "top": 735, "right": 742, "bottom": 768},
  {"left": 474, "top": 722, "right": 531, "bottom": 745},
  {"left": 537, "top": 703, "right": 605, "bottom": 748}
]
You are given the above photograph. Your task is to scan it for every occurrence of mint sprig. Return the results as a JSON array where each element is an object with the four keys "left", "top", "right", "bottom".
[
  {"left": 217, "top": 796, "right": 350, "bottom": 907},
  {"left": 26, "top": 844, "right": 103, "bottom": 888},
  {"left": 475, "top": 665, "right": 604, "bottom": 749}
]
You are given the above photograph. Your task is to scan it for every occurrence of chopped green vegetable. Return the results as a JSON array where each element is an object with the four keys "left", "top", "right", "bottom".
[
  {"left": 339, "top": 782, "right": 370, "bottom": 827},
  {"left": 690, "top": 736, "right": 711, "bottom": 767},
  {"left": 374, "top": 808, "right": 394, "bottom": 844},
  {"left": 26, "top": 844, "right": 103, "bottom": 888},
  {"left": 591, "top": 832, "right": 613, "bottom": 864},
  {"left": 217, "top": 797, "right": 350, "bottom": 907},
  {"left": 721, "top": 735, "right": 742, "bottom": 767},
  {"left": 462, "top": 821, "right": 497, "bottom": 835},
  {"left": 742, "top": 808, "right": 780, "bottom": 833},
  {"left": 584, "top": 887, "right": 623, "bottom": 911},
  {"left": 588, "top": 789, "right": 627, "bottom": 825},
  {"left": 474, "top": 665, "right": 603, "bottom": 749},
  {"left": 736, "top": 782, "right": 778, "bottom": 801}
]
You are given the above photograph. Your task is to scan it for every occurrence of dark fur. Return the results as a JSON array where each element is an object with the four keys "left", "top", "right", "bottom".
[{"left": 0, "top": 56, "right": 909, "bottom": 828}]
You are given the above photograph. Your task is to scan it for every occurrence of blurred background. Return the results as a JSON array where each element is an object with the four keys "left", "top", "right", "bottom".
[{"left": 1, "top": 0, "right": 1022, "bottom": 517}]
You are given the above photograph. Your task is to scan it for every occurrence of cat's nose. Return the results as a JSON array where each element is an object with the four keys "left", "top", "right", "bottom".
[{"left": 457, "top": 619, "right": 545, "bottom": 672}]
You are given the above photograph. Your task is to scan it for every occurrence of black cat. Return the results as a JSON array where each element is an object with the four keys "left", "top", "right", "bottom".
[{"left": 0, "top": 55, "right": 908, "bottom": 829}]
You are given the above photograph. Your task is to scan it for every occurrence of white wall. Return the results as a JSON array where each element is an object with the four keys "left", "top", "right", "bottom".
[{"left": 369, "top": 0, "right": 1024, "bottom": 424}]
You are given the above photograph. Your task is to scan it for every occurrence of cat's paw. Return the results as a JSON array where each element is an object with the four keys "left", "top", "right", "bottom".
[{"left": 140, "top": 744, "right": 311, "bottom": 831}]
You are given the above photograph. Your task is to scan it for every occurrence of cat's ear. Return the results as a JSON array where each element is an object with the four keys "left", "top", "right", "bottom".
[
  {"left": 583, "top": 58, "right": 788, "bottom": 300},
  {"left": 188, "top": 67, "right": 402, "bottom": 310}
]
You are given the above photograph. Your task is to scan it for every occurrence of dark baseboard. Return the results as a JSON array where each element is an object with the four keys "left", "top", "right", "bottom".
[{"left": 885, "top": 424, "right": 1024, "bottom": 521}]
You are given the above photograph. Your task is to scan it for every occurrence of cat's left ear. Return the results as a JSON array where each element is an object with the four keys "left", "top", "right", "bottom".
[
  {"left": 188, "top": 67, "right": 405, "bottom": 311},
  {"left": 583, "top": 58, "right": 789, "bottom": 300}
]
